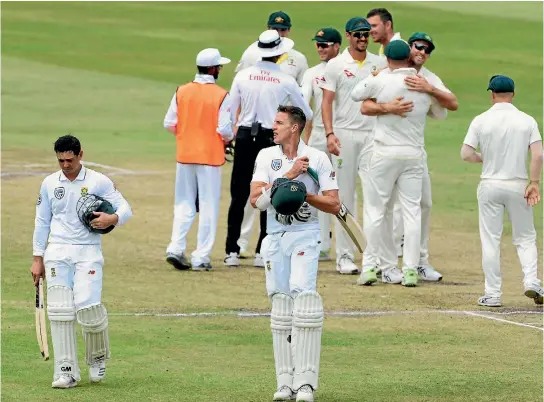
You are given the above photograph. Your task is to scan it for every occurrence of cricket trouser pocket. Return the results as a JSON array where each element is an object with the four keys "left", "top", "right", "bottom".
[{"left": 263, "top": 231, "right": 320, "bottom": 298}]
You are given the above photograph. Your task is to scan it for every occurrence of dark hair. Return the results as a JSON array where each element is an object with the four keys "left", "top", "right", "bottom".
[
  {"left": 262, "top": 55, "right": 281, "bottom": 63},
  {"left": 197, "top": 65, "right": 219, "bottom": 74},
  {"left": 366, "top": 8, "right": 393, "bottom": 29},
  {"left": 54, "top": 134, "right": 81, "bottom": 155},
  {"left": 277, "top": 105, "right": 306, "bottom": 134}
]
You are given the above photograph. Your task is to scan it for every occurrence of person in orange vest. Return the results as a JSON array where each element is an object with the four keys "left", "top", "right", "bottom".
[{"left": 163, "top": 48, "right": 234, "bottom": 271}]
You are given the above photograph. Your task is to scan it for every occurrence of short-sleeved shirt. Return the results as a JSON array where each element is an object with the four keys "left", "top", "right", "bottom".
[
  {"left": 252, "top": 140, "right": 338, "bottom": 234},
  {"left": 319, "top": 48, "right": 385, "bottom": 131},
  {"left": 463, "top": 102, "right": 542, "bottom": 180}
]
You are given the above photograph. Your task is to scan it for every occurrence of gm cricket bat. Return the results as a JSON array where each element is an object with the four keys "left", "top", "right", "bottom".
[
  {"left": 35, "top": 277, "right": 49, "bottom": 360},
  {"left": 306, "top": 167, "right": 366, "bottom": 253}
]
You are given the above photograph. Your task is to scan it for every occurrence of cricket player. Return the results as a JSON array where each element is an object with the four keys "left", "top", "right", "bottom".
[
  {"left": 461, "top": 75, "right": 543, "bottom": 307},
  {"left": 300, "top": 27, "right": 342, "bottom": 261},
  {"left": 163, "top": 48, "right": 233, "bottom": 271},
  {"left": 30, "top": 135, "right": 132, "bottom": 388},
  {"left": 351, "top": 40, "right": 447, "bottom": 287},
  {"left": 367, "top": 8, "right": 401, "bottom": 57},
  {"left": 359, "top": 33, "right": 459, "bottom": 283},
  {"left": 250, "top": 105, "right": 340, "bottom": 401},
  {"left": 320, "top": 16, "right": 384, "bottom": 274}
]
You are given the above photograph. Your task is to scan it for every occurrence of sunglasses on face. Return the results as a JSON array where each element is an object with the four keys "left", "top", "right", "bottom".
[
  {"left": 413, "top": 43, "right": 432, "bottom": 54},
  {"left": 350, "top": 31, "right": 369, "bottom": 39},
  {"left": 316, "top": 42, "right": 335, "bottom": 49}
]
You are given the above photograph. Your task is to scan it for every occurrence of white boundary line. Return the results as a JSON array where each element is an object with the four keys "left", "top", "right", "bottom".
[
  {"left": 464, "top": 311, "right": 544, "bottom": 331},
  {"left": 1, "top": 161, "right": 165, "bottom": 177}
]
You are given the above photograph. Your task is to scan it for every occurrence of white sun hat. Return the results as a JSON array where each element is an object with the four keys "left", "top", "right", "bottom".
[
  {"left": 255, "top": 30, "right": 294, "bottom": 58},
  {"left": 196, "top": 48, "right": 231, "bottom": 67}
]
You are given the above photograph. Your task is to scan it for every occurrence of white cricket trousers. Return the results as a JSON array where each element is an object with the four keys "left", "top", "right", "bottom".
[
  {"left": 392, "top": 161, "right": 432, "bottom": 264},
  {"left": 167, "top": 163, "right": 221, "bottom": 266},
  {"left": 363, "top": 153, "right": 424, "bottom": 272},
  {"left": 331, "top": 128, "right": 372, "bottom": 262},
  {"left": 238, "top": 200, "right": 257, "bottom": 253},
  {"left": 477, "top": 179, "right": 540, "bottom": 297},
  {"left": 309, "top": 126, "right": 332, "bottom": 252}
]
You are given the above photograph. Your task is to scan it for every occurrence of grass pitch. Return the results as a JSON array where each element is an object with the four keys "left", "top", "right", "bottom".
[{"left": 2, "top": 2, "right": 543, "bottom": 401}]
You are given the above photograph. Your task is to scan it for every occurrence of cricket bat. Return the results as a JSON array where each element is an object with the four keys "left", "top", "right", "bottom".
[
  {"left": 35, "top": 277, "right": 49, "bottom": 360},
  {"left": 306, "top": 167, "right": 366, "bottom": 253}
]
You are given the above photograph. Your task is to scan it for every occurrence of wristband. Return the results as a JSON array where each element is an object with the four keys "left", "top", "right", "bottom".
[{"left": 326, "top": 132, "right": 335, "bottom": 138}]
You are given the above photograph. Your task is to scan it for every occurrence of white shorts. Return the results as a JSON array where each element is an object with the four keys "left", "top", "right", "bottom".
[
  {"left": 261, "top": 230, "right": 320, "bottom": 297},
  {"left": 44, "top": 244, "right": 104, "bottom": 310}
]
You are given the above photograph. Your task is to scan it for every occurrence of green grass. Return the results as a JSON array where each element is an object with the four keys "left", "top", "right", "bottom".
[{"left": 1, "top": 2, "right": 543, "bottom": 401}]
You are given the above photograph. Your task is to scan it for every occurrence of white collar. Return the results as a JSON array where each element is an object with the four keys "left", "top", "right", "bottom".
[
  {"left": 193, "top": 74, "right": 216, "bottom": 84},
  {"left": 279, "top": 140, "right": 306, "bottom": 161},
  {"left": 59, "top": 165, "right": 86, "bottom": 182},
  {"left": 491, "top": 102, "right": 517, "bottom": 111}
]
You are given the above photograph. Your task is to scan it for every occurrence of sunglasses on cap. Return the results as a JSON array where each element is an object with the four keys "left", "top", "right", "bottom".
[
  {"left": 316, "top": 42, "right": 335, "bottom": 49},
  {"left": 412, "top": 43, "right": 432, "bottom": 54},
  {"left": 350, "top": 31, "right": 369, "bottom": 39}
]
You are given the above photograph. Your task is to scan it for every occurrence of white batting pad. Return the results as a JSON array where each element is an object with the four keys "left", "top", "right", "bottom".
[
  {"left": 292, "top": 291, "right": 324, "bottom": 391},
  {"left": 77, "top": 304, "right": 110, "bottom": 365},
  {"left": 270, "top": 292, "right": 294, "bottom": 388},
  {"left": 47, "top": 285, "right": 80, "bottom": 381}
]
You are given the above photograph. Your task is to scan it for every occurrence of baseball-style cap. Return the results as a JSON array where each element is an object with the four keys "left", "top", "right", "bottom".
[
  {"left": 313, "top": 27, "right": 342, "bottom": 44},
  {"left": 408, "top": 32, "right": 436, "bottom": 52},
  {"left": 196, "top": 48, "right": 231, "bottom": 67},
  {"left": 267, "top": 11, "right": 292, "bottom": 29},
  {"left": 487, "top": 75, "right": 515, "bottom": 93},
  {"left": 384, "top": 40, "right": 411, "bottom": 60},
  {"left": 345, "top": 17, "right": 371, "bottom": 32},
  {"left": 271, "top": 180, "right": 307, "bottom": 215}
]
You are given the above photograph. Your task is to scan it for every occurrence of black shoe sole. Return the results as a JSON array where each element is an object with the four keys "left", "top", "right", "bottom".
[{"left": 166, "top": 257, "right": 191, "bottom": 271}]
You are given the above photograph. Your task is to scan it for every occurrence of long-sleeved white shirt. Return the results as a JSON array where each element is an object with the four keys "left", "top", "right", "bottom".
[
  {"left": 300, "top": 61, "right": 328, "bottom": 128},
  {"left": 163, "top": 74, "right": 233, "bottom": 141},
  {"left": 33, "top": 165, "right": 133, "bottom": 256},
  {"left": 230, "top": 61, "right": 313, "bottom": 129}
]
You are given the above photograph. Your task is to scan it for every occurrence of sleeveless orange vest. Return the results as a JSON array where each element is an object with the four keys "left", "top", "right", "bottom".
[{"left": 175, "top": 82, "right": 228, "bottom": 166}]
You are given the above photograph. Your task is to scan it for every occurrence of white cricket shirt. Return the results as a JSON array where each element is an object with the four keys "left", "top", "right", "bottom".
[
  {"left": 230, "top": 61, "right": 313, "bottom": 129},
  {"left": 351, "top": 67, "right": 446, "bottom": 158},
  {"left": 252, "top": 140, "right": 338, "bottom": 234},
  {"left": 235, "top": 43, "right": 308, "bottom": 85},
  {"left": 163, "top": 74, "right": 233, "bottom": 141},
  {"left": 319, "top": 48, "right": 385, "bottom": 131},
  {"left": 463, "top": 102, "right": 542, "bottom": 181},
  {"left": 300, "top": 62, "right": 327, "bottom": 129},
  {"left": 33, "top": 165, "right": 133, "bottom": 256}
]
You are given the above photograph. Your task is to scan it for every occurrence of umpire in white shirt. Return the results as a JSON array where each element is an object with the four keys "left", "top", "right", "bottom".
[{"left": 224, "top": 30, "right": 313, "bottom": 266}]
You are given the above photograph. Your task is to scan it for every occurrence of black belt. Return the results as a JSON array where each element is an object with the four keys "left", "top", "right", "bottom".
[{"left": 237, "top": 123, "right": 273, "bottom": 140}]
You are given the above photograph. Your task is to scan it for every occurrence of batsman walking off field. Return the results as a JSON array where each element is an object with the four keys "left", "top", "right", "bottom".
[
  {"left": 31, "top": 135, "right": 132, "bottom": 388},
  {"left": 461, "top": 75, "right": 543, "bottom": 307},
  {"left": 250, "top": 105, "right": 340, "bottom": 402}
]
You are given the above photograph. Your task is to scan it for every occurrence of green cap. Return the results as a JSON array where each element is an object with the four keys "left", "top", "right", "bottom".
[
  {"left": 408, "top": 32, "right": 435, "bottom": 52},
  {"left": 313, "top": 27, "right": 342, "bottom": 44},
  {"left": 271, "top": 180, "right": 307, "bottom": 215},
  {"left": 267, "top": 11, "right": 292, "bottom": 29},
  {"left": 345, "top": 17, "right": 371, "bottom": 32},
  {"left": 384, "top": 40, "right": 411, "bottom": 60},
  {"left": 487, "top": 75, "right": 515, "bottom": 93}
]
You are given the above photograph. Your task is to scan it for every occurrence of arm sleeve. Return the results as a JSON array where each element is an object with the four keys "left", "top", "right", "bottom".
[
  {"left": 351, "top": 75, "right": 380, "bottom": 101},
  {"left": 530, "top": 119, "right": 542, "bottom": 145},
  {"left": 427, "top": 97, "right": 448, "bottom": 120},
  {"left": 33, "top": 180, "right": 52, "bottom": 256},
  {"left": 296, "top": 55, "right": 309, "bottom": 86},
  {"left": 288, "top": 79, "right": 314, "bottom": 121},
  {"left": 229, "top": 76, "right": 241, "bottom": 125},
  {"left": 251, "top": 150, "right": 270, "bottom": 184},
  {"left": 319, "top": 61, "right": 338, "bottom": 92},
  {"left": 163, "top": 91, "right": 178, "bottom": 128},
  {"left": 463, "top": 118, "right": 480, "bottom": 149},
  {"left": 300, "top": 70, "right": 313, "bottom": 105},
  {"left": 316, "top": 153, "right": 339, "bottom": 192},
  {"left": 217, "top": 92, "right": 234, "bottom": 141},
  {"left": 99, "top": 177, "right": 133, "bottom": 226}
]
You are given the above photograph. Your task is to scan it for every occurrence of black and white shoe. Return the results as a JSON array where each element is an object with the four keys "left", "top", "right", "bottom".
[{"left": 166, "top": 253, "right": 191, "bottom": 270}]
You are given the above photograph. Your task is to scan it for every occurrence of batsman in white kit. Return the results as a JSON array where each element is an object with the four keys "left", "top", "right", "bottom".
[
  {"left": 250, "top": 105, "right": 340, "bottom": 401},
  {"left": 461, "top": 75, "right": 543, "bottom": 307},
  {"left": 30, "top": 135, "right": 133, "bottom": 388}
]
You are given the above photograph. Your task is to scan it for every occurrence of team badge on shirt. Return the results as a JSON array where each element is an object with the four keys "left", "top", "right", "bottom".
[
  {"left": 81, "top": 187, "right": 88, "bottom": 196},
  {"left": 37, "top": 194, "right": 42, "bottom": 205},
  {"left": 271, "top": 159, "right": 282, "bottom": 171},
  {"left": 54, "top": 187, "right": 65, "bottom": 200},
  {"left": 51, "top": 268, "right": 56, "bottom": 277}
]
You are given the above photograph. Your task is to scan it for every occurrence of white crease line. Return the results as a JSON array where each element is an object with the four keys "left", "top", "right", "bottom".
[{"left": 464, "top": 311, "right": 543, "bottom": 331}]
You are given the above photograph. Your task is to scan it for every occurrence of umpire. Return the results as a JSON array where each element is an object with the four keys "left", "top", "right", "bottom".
[{"left": 225, "top": 30, "right": 313, "bottom": 267}]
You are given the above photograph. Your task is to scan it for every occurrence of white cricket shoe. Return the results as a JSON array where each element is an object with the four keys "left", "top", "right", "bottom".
[
  {"left": 224, "top": 252, "right": 240, "bottom": 267},
  {"left": 52, "top": 374, "right": 78, "bottom": 389},
  {"left": 273, "top": 385, "right": 296, "bottom": 401},
  {"left": 336, "top": 255, "right": 360, "bottom": 274},
  {"left": 478, "top": 295, "right": 501, "bottom": 307},
  {"left": 296, "top": 385, "right": 314, "bottom": 402},
  {"left": 524, "top": 285, "right": 544, "bottom": 305},
  {"left": 381, "top": 268, "right": 403, "bottom": 284},
  {"left": 89, "top": 359, "right": 106, "bottom": 383},
  {"left": 417, "top": 264, "right": 443, "bottom": 281},
  {"left": 254, "top": 253, "right": 265, "bottom": 268}
]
